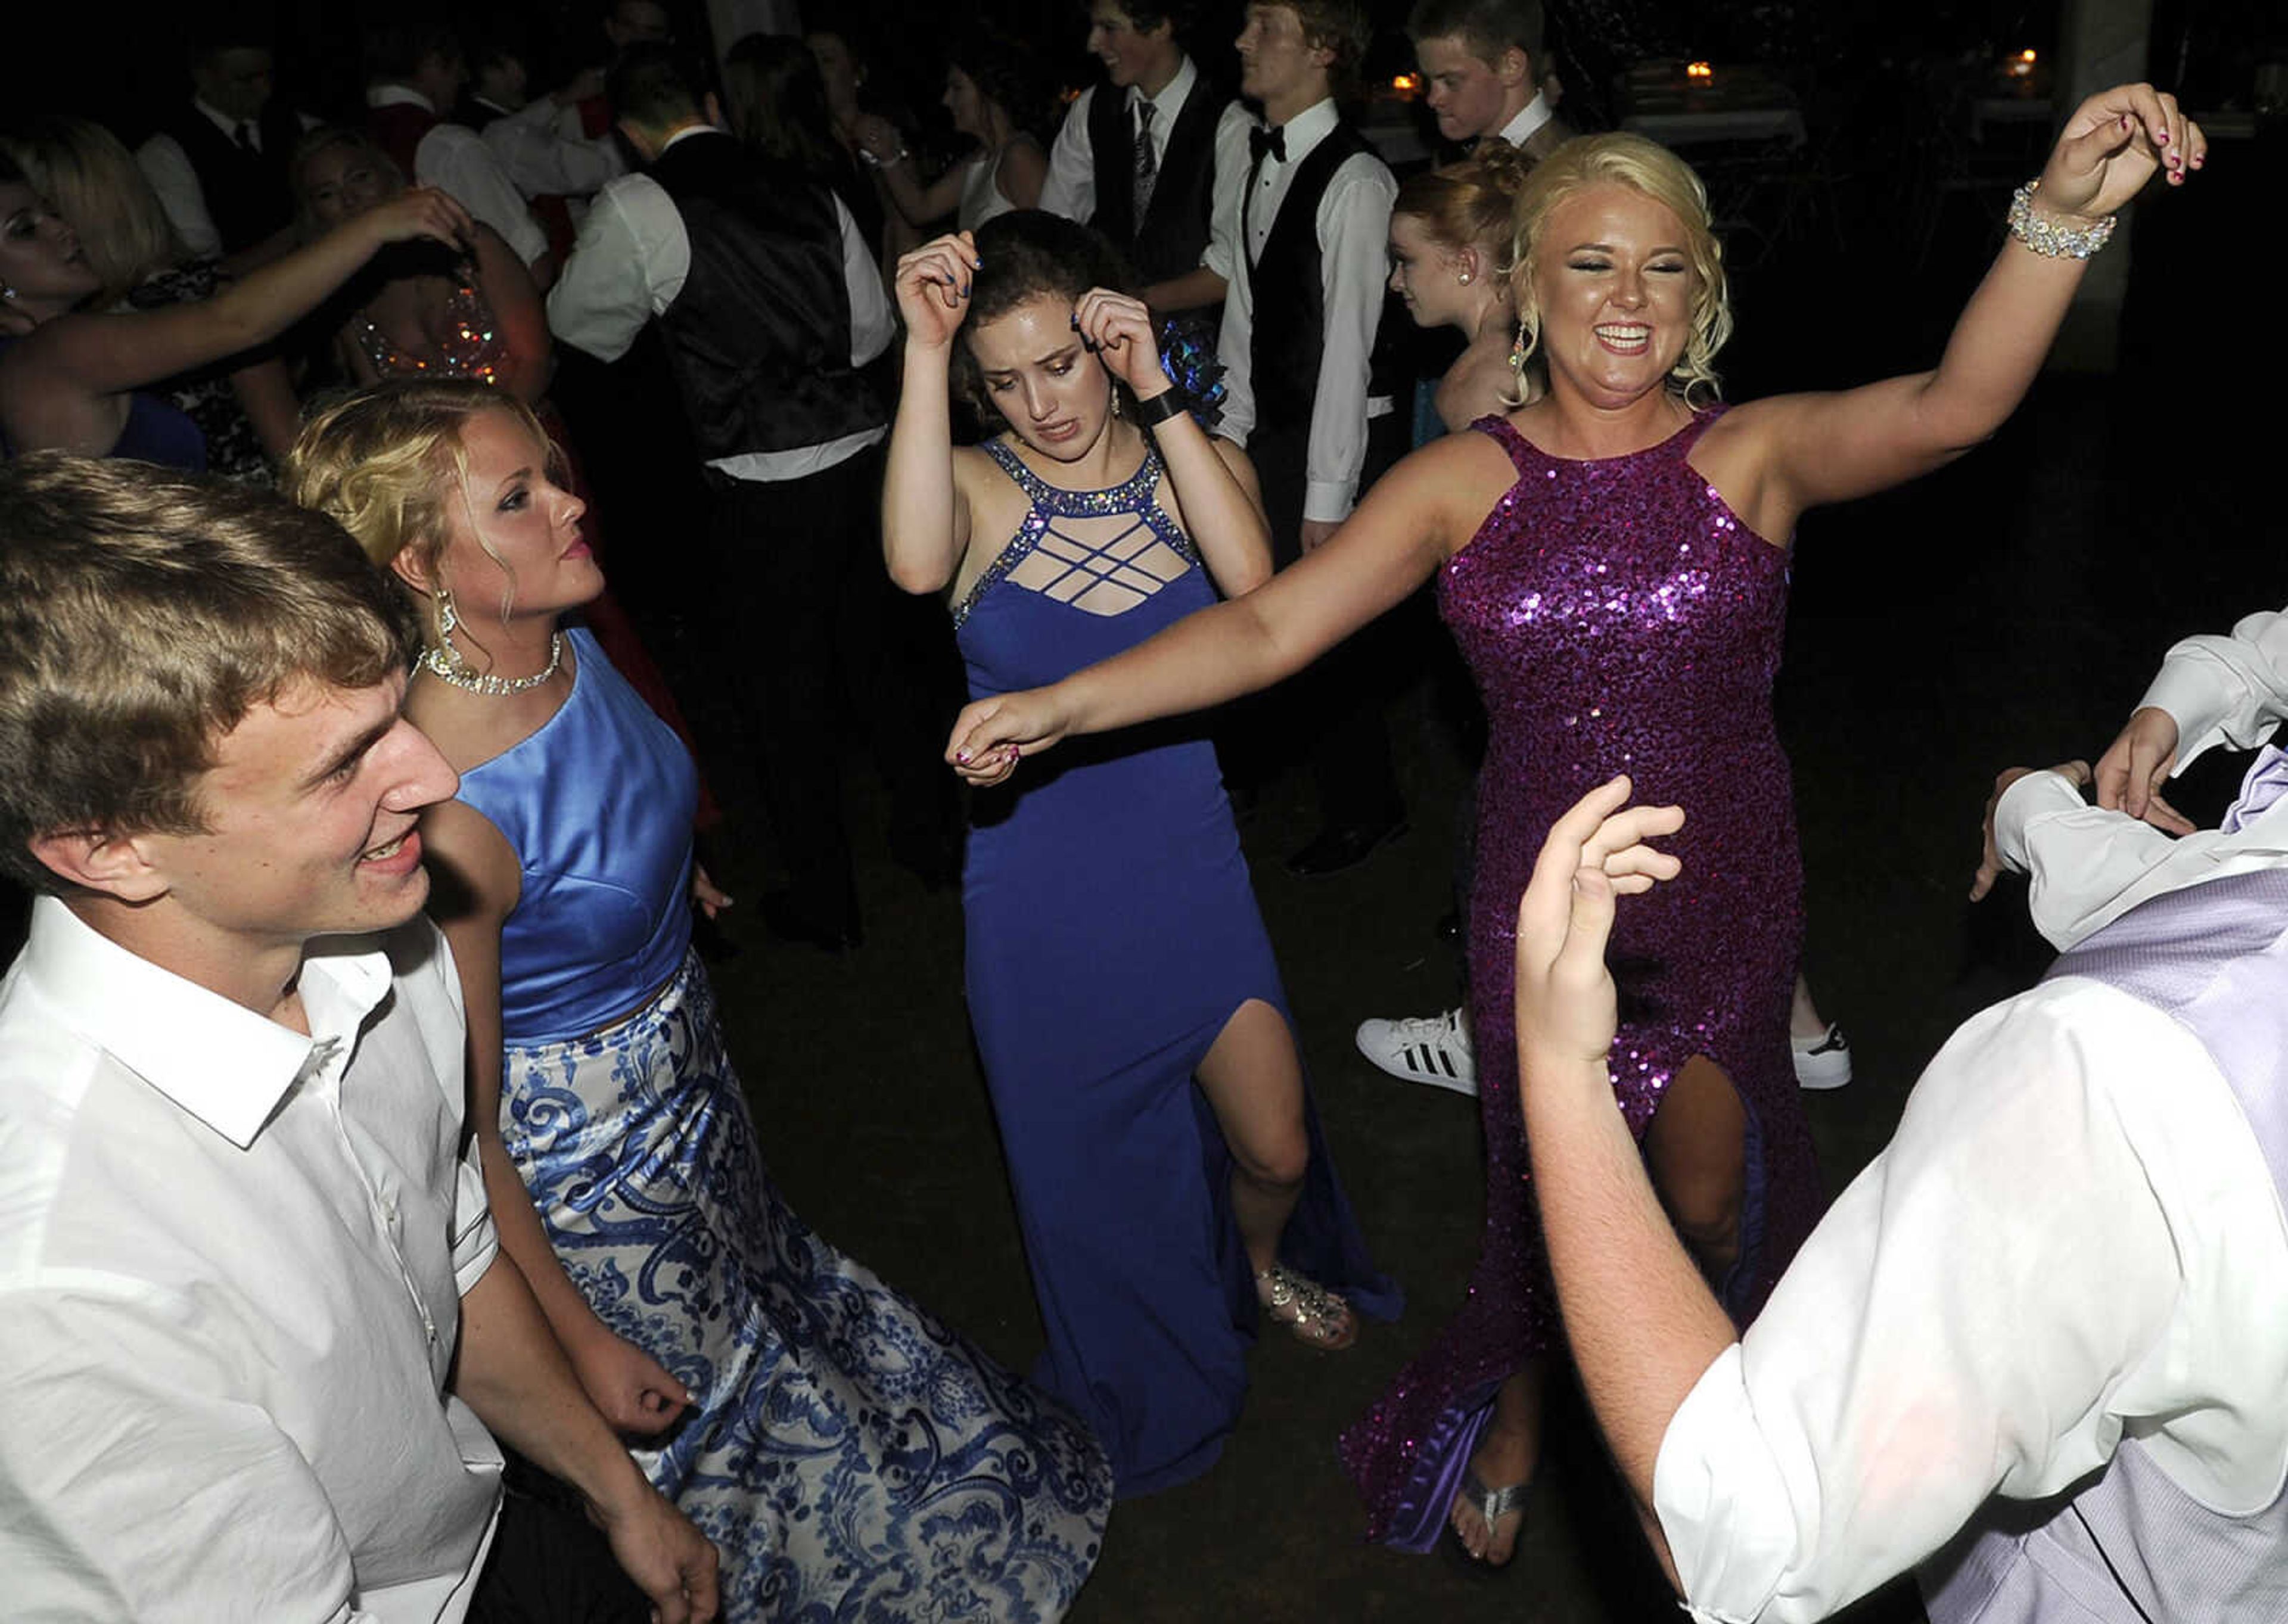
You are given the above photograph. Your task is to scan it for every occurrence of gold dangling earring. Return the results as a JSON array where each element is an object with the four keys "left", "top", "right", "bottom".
[{"left": 1509, "top": 327, "right": 1527, "bottom": 377}]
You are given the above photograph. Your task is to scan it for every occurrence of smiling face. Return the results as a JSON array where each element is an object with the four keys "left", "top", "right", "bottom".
[
  {"left": 1236, "top": 3, "right": 1330, "bottom": 115},
  {"left": 1525, "top": 182, "right": 1695, "bottom": 408},
  {"left": 1086, "top": 1, "right": 1178, "bottom": 93},
  {"left": 0, "top": 182, "right": 101, "bottom": 318},
  {"left": 419, "top": 410, "right": 603, "bottom": 630},
  {"left": 129, "top": 673, "right": 458, "bottom": 953},
  {"left": 965, "top": 292, "right": 1114, "bottom": 461},
  {"left": 1415, "top": 33, "right": 1521, "bottom": 145},
  {"left": 296, "top": 141, "right": 398, "bottom": 229}
]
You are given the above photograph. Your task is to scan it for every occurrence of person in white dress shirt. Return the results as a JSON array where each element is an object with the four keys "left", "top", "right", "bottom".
[
  {"left": 548, "top": 42, "right": 952, "bottom": 950},
  {"left": 1513, "top": 764, "right": 2288, "bottom": 1622},
  {"left": 1408, "top": 0, "right": 1572, "bottom": 158},
  {"left": 0, "top": 455, "right": 717, "bottom": 1624},
  {"left": 1038, "top": 0, "right": 1253, "bottom": 325},
  {"left": 1218, "top": 0, "right": 1410, "bottom": 876},
  {"left": 362, "top": 13, "right": 555, "bottom": 287},
  {"left": 135, "top": 21, "right": 316, "bottom": 269}
]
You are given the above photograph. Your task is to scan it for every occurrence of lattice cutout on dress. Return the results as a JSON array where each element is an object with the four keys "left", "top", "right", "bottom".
[{"left": 1004, "top": 513, "right": 1194, "bottom": 617}]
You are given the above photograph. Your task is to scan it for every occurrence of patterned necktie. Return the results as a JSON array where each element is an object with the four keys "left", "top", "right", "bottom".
[{"left": 1132, "top": 99, "right": 1158, "bottom": 222}]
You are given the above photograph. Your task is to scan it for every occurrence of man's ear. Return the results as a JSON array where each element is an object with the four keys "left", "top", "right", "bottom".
[
  {"left": 26, "top": 827, "right": 173, "bottom": 903},
  {"left": 1498, "top": 45, "right": 1531, "bottom": 89}
]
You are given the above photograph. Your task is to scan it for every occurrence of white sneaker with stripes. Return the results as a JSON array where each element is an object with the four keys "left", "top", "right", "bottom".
[{"left": 1354, "top": 1007, "right": 1477, "bottom": 1096}]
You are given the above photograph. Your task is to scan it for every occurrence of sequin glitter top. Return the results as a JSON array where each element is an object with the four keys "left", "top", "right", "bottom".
[
  {"left": 1338, "top": 408, "right": 1829, "bottom": 1550},
  {"left": 352, "top": 270, "right": 511, "bottom": 387}
]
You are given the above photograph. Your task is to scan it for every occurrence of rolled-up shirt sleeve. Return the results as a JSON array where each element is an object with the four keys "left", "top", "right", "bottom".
[
  {"left": 136, "top": 133, "right": 223, "bottom": 262},
  {"left": 2142, "top": 606, "right": 2288, "bottom": 773},
  {"left": 1652, "top": 985, "right": 2194, "bottom": 1622},
  {"left": 546, "top": 173, "right": 685, "bottom": 363}
]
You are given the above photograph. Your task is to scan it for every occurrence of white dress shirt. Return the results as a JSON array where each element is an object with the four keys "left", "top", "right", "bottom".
[
  {"left": 136, "top": 97, "right": 318, "bottom": 262},
  {"left": 546, "top": 127, "right": 893, "bottom": 481},
  {"left": 477, "top": 95, "right": 626, "bottom": 200},
  {"left": 366, "top": 85, "right": 550, "bottom": 270},
  {"left": 1496, "top": 91, "right": 1556, "bottom": 150},
  {"left": 1652, "top": 967, "right": 2288, "bottom": 1623},
  {"left": 2139, "top": 603, "right": 2288, "bottom": 771},
  {"left": 1214, "top": 97, "right": 1397, "bottom": 524},
  {"left": 1037, "top": 58, "right": 1252, "bottom": 285},
  {"left": 0, "top": 900, "right": 505, "bottom": 1624}
]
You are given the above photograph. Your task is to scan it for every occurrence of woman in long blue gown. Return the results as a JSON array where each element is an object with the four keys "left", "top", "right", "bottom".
[
  {"left": 882, "top": 212, "right": 1399, "bottom": 1497},
  {"left": 290, "top": 379, "right": 1113, "bottom": 1620}
]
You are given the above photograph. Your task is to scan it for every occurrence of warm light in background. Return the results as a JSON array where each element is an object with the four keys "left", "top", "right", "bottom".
[
  {"left": 1685, "top": 60, "right": 1712, "bottom": 80},
  {"left": 1391, "top": 72, "right": 1421, "bottom": 97},
  {"left": 2022, "top": 48, "right": 2038, "bottom": 62},
  {"left": 2007, "top": 47, "right": 2038, "bottom": 79}
]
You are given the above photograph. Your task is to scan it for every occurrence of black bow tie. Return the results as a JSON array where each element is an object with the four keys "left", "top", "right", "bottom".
[{"left": 1248, "top": 124, "right": 1286, "bottom": 166}]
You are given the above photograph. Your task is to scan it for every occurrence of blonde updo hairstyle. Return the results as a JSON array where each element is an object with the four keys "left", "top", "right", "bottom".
[
  {"left": 285, "top": 379, "right": 561, "bottom": 665},
  {"left": 1505, "top": 132, "right": 1733, "bottom": 408}
]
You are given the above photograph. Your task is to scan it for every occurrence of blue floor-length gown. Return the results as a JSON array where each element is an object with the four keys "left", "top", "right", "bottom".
[{"left": 954, "top": 438, "right": 1400, "bottom": 1497}]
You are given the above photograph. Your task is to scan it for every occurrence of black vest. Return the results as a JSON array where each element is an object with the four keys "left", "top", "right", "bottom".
[
  {"left": 647, "top": 133, "right": 887, "bottom": 462},
  {"left": 1243, "top": 121, "right": 1404, "bottom": 434},
  {"left": 1084, "top": 73, "right": 1226, "bottom": 285},
  {"left": 160, "top": 102, "right": 302, "bottom": 254}
]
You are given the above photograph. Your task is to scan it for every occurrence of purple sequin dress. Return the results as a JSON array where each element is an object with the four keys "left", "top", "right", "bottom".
[{"left": 1338, "top": 410, "right": 1827, "bottom": 1548}]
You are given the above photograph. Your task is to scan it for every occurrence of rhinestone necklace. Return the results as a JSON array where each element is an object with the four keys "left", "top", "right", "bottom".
[{"left": 420, "top": 631, "right": 563, "bottom": 696}]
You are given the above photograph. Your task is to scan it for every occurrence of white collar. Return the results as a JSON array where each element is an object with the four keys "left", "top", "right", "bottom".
[
  {"left": 193, "top": 97, "right": 252, "bottom": 140},
  {"left": 659, "top": 123, "right": 723, "bottom": 155},
  {"left": 18, "top": 896, "right": 396, "bottom": 1150},
  {"left": 366, "top": 84, "right": 439, "bottom": 115},
  {"left": 1497, "top": 91, "right": 1553, "bottom": 148},
  {"left": 1266, "top": 96, "right": 1339, "bottom": 164},
  {"left": 1128, "top": 53, "right": 1198, "bottom": 121}
]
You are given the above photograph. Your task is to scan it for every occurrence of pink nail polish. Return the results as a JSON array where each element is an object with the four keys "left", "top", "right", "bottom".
[{"left": 956, "top": 750, "right": 971, "bottom": 764}]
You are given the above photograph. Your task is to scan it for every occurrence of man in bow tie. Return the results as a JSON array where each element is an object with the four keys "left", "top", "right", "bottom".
[{"left": 1218, "top": 0, "right": 1413, "bottom": 878}]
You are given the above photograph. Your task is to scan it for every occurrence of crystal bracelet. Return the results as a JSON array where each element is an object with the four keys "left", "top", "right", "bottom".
[{"left": 2007, "top": 178, "right": 2116, "bottom": 260}]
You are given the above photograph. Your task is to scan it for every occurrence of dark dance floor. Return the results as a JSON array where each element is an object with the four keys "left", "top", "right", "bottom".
[{"left": 702, "top": 142, "right": 2279, "bottom": 1623}]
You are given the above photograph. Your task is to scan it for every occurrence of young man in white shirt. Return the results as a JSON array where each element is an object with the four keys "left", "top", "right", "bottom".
[
  {"left": 0, "top": 458, "right": 717, "bottom": 1624},
  {"left": 1039, "top": 0, "right": 1252, "bottom": 329},
  {"left": 362, "top": 14, "right": 556, "bottom": 287},
  {"left": 135, "top": 23, "right": 315, "bottom": 269},
  {"left": 1408, "top": 0, "right": 1572, "bottom": 157},
  {"left": 1219, "top": 0, "right": 1409, "bottom": 876},
  {"left": 1515, "top": 768, "right": 2288, "bottom": 1623}
]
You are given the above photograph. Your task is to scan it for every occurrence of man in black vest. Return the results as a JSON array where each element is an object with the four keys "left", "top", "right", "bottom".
[
  {"left": 546, "top": 44, "right": 949, "bottom": 951},
  {"left": 1219, "top": 0, "right": 1409, "bottom": 876},
  {"left": 135, "top": 19, "right": 309, "bottom": 268},
  {"left": 1039, "top": 1, "right": 1251, "bottom": 334}
]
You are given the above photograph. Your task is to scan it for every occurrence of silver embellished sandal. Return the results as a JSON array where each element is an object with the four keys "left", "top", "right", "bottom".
[
  {"left": 1453, "top": 1466, "right": 1530, "bottom": 1567},
  {"left": 1254, "top": 1264, "right": 1358, "bottom": 1351}
]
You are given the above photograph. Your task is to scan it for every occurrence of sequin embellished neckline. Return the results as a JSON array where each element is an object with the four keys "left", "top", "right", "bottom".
[
  {"left": 1479, "top": 407, "right": 1708, "bottom": 466},
  {"left": 989, "top": 433, "right": 1159, "bottom": 500}
]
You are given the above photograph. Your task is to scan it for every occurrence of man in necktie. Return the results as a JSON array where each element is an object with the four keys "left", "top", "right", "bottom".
[
  {"left": 1216, "top": 0, "right": 1412, "bottom": 877},
  {"left": 135, "top": 19, "right": 311, "bottom": 269},
  {"left": 1409, "top": 0, "right": 1574, "bottom": 157},
  {"left": 1038, "top": 1, "right": 1252, "bottom": 331}
]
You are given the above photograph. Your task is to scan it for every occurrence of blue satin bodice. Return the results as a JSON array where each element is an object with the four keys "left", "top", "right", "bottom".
[{"left": 454, "top": 629, "right": 697, "bottom": 1044}]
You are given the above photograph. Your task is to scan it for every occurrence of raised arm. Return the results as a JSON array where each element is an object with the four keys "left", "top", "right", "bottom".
[
  {"left": 854, "top": 115, "right": 975, "bottom": 229},
  {"left": 947, "top": 429, "right": 1473, "bottom": 781},
  {"left": 0, "top": 188, "right": 475, "bottom": 451},
  {"left": 1730, "top": 85, "right": 2202, "bottom": 534},
  {"left": 882, "top": 232, "right": 981, "bottom": 595},
  {"left": 421, "top": 796, "right": 693, "bottom": 1439},
  {"left": 1074, "top": 285, "right": 1269, "bottom": 597}
]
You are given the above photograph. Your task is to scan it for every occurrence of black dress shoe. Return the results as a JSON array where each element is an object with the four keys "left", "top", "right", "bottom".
[
  {"left": 1284, "top": 815, "right": 1408, "bottom": 879},
  {"left": 760, "top": 892, "right": 863, "bottom": 952}
]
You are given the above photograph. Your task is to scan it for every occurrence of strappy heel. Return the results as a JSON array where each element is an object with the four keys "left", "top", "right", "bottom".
[{"left": 1254, "top": 1264, "right": 1357, "bottom": 1351}]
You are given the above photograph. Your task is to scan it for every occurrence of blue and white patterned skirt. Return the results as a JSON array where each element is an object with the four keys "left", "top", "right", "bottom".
[{"left": 502, "top": 951, "right": 1113, "bottom": 1620}]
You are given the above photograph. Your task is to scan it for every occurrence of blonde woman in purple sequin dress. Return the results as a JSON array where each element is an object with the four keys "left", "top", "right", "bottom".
[{"left": 946, "top": 86, "right": 2199, "bottom": 1567}]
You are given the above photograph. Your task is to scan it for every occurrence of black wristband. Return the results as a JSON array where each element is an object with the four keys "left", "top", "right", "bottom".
[{"left": 1131, "top": 388, "right": 1189, "bottom": 429}]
